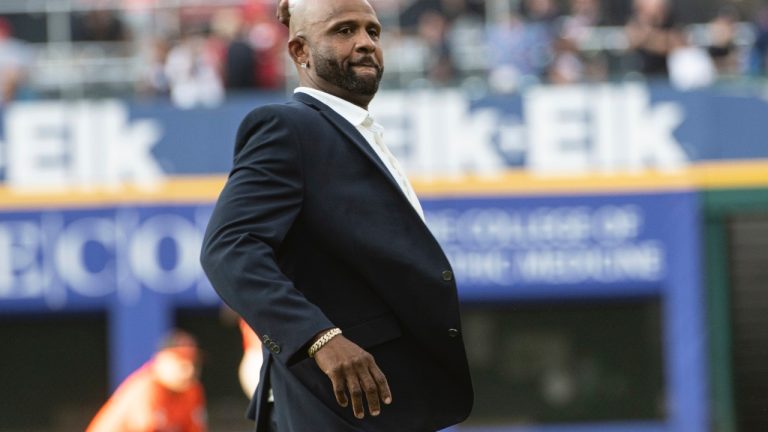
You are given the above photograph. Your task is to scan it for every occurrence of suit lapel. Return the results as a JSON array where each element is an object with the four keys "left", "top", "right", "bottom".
[
  {"left": 293, "top": 92, "right": 406, "bottom": 201},
  {"left": 293, "top": 92, "right": 445, "bottom": 253}
]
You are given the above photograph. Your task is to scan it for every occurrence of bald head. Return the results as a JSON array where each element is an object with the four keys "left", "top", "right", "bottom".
[{"left": 289, "top": 0, "right": 376, "bottom": 38}]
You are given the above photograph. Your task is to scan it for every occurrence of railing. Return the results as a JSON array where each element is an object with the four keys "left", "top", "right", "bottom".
[{"left": 3, "top": 0, "right": 760, "bottom": 98}]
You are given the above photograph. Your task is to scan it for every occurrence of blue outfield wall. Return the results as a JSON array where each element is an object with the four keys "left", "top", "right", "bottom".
[{"left": 0, "top": 192, "right": 707, "bottom": 432}]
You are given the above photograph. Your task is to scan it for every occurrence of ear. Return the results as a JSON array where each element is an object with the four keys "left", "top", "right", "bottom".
[{"left": 288, "top": 35, "right": 309, "bottom": 67}]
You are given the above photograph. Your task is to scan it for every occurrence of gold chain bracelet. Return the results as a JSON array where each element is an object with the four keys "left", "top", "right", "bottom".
[{"left": 308, "top": 328, "right": 342, "bottom": 357}]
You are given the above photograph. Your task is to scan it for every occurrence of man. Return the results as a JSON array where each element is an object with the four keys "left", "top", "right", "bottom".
[
  {"left": 87, "top": 331, "right": 207, "bottom": 432},
  {"left": 200, "top": 0, "right": 473, "bottom": 430},
  {"left": 625, "top": 0, "right": 678, "bottom": 78}
]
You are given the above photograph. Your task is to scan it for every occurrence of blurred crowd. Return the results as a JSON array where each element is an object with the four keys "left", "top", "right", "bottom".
[
  {"left": 1, "top": 0, "right": 768, "bottom": 107},
  {"left": 137, "top": 3, "right": 287, "bottom": 108}
]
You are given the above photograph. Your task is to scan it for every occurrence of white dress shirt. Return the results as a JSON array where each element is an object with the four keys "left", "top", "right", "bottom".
[{"left": 295, "top": 87, "right": 425, "bottom": 220}]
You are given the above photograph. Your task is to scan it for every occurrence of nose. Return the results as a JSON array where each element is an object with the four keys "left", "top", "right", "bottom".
[{"left": 354, "top": 30, "right": 376, "bottom": 53}]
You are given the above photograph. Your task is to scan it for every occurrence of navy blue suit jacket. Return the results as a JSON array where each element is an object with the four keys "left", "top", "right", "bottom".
[{"left": 201, "top": 92, "right": 473, "bottom": 431}]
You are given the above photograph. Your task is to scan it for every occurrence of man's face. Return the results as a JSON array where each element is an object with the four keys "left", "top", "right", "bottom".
[
  {"left": 306, "top": 0, "right": 384, "bottom": 97},
  {"left": 154, "top": 350, "right": 199, "bottom": 392},
  {"left": 313, "top": 40, "right": 383, "bottom": 96}
]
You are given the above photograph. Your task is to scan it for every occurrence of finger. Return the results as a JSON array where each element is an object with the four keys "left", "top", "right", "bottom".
[
  {"left": 355, "top": 364, "right": 380, "bottom": 416},
  {"left": 369, "top": 363, "right": 392, "bottom": 405},
  {"left": 345, "top": 370, "right": 365, "bottom": 419},
  {"left": 329, "top": 370, "right": 348, "bottom": 408}
]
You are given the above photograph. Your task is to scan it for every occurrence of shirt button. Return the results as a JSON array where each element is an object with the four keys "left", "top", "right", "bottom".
[
  {"left": 448, "top": 328, "right": 460, "bottom": 338},
  {"left": 442, "top": 270, "right": 453, "bottom": 282}
]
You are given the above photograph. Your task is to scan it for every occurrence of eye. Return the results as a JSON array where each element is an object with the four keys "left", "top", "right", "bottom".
[
  {"left": 338, "top": 26, "right": 353, "bottom": 35},
  {"left": 368, "top": 28, "right": 381, "bottom": 39}
]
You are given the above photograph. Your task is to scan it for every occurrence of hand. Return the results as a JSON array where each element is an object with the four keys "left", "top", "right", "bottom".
[
  {"left": 313, "top": 335, "right": 392, "bottom": 419},
  {"left": 276, "top": 0, "right": 290, "bottom": 27}
]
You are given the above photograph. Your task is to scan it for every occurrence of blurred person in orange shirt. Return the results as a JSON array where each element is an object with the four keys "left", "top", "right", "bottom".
[
  {"left": 238, "top": 318, "right": 264, "bottom": 398},
  {"left": 86, "top": 330, "right": 207, "bottom": 432}
]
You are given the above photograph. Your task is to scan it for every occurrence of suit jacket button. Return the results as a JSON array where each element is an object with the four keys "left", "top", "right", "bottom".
[
  {"left": 271, "top": 345, "right": 281, "bottom": 354},
  {"left": 442, "top": 270, "right": 453, "bottom": 282},
  {"left": 448, "top": 328, "right": 460, "bottom": 338}
]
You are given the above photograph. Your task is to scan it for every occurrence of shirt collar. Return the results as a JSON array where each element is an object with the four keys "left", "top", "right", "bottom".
[{"left": 295, "top": 87, "right": 372, "bottom": 128}]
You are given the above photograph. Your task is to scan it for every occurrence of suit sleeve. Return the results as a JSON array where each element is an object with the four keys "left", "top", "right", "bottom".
[{"left": 201, "top": 107, "right": 334, "bottom": 365}]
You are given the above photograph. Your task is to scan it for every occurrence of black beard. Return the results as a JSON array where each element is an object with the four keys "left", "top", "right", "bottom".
[{"left": 314, "top": 51, "right": 383, "bottom": 96}]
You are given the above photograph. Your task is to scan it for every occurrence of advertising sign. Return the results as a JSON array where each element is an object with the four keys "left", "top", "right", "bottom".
[{"left": 0, "top": 85, "right": 766, "bottom": 192}]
